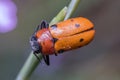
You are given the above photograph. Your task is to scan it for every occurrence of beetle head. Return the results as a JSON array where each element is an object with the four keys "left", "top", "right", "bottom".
[{"left": 30, "top": 35, "right": 42, "bottom": 53}]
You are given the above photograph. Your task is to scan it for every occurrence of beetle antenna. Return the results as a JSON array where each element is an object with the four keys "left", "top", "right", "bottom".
[{"left": 33, "top": 25, "right": 41, "bottom": 35}]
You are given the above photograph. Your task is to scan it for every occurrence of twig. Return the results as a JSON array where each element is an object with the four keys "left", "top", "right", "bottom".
[{"left": 64, "top": 0, "right": 80, "bottom": 20}]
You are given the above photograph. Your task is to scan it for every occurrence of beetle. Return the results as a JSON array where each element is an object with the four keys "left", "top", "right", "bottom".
[{"left": 30, "top": 17, "right": 95, "bottom": 65}]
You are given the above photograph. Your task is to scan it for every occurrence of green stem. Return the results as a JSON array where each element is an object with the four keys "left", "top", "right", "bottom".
[
  {"left": 49, "top": 6, "right": 67, "bottom": 26},
  {"left": 64, "top": 0, "right": 80, "bottom": 20},
  {"left": 16, "top": 52, "right": 42, "bottom": 80},
  {"left": 16, "top": 0, "right": 80, "bottom": 80}
]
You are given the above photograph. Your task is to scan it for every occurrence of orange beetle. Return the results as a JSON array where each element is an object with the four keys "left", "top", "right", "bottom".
[{"left": 30, "top": 17, "right": 95, "bottom": 65}]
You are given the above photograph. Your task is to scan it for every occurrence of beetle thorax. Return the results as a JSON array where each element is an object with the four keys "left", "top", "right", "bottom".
[{"left": 36, "top": 29, "right": 55, "bottom": 55}]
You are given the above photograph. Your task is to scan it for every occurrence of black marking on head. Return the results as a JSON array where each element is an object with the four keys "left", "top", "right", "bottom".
[
  {"left": 80, "top": 38, "right": 84, "bottom": 42},
  {"left": 58, "top": 49, "right": 64, "bottom": 53},
  {"left": 75, "top": 24, "right": 80, "bottom": 28},
  {"left": 50, "top": 24, "right": 57, "bottom": 30},
  {"left": 52, "top": 38, "right": 58, "bottom": 43}
]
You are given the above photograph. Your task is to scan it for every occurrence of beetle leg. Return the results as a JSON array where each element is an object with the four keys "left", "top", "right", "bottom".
[
  {"left": 40, "top": 20, "right": 49, "bottom": 29},
  {"left": 54, "top": 53, "right": 58, "bottom": 56},
  {"left": 33, "top": 51, "right": 40, "bottom": 61},
  {"left": 42, "top": 55, "right": 50, "bottom": 65},
  {"left": 33, "top": 20, "right": 49, "bottom": 35}
]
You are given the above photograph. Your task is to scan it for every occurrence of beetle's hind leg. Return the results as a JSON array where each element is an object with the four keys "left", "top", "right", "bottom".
[{"left": 42, "top": 55, "right": 50, "bottom": 65}]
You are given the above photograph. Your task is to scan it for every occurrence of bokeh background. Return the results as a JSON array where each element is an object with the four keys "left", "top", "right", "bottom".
[{"left": 0, "top": 0, "right": 120, "bottom": 80}]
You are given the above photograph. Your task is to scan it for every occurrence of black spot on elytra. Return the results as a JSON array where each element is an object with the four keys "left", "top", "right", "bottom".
[
  {"left": 80, "top": 38, "right": 84, "bottom": 42},
  {"left": 58, "top": 49, "right": 64, "bottom": 53},
  {"left": 50, "top": 24, "right": 57, "bottom": 30},
  {"left": 78, "top": 46, "right": 81, "bottom": 48},
  {"left": 75, "top": 24, "right": 80, "bottom": 28},
  {"left": 52, "top": 38, "right": 58, "bottom": 43}
]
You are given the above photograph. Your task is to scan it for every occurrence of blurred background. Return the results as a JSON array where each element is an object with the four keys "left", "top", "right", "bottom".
[{"left": 0, "top": 0, "right": 120, "bottom": 80}]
